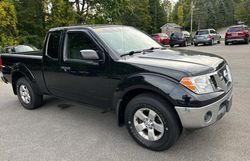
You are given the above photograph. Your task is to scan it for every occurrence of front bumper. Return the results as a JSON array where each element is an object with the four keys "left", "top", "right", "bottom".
[{"left": 175, "top": 88, "right": 233, "bottom": 129}]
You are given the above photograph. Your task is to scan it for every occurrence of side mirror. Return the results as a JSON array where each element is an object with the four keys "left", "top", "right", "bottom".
[{"left": 80, "top": 50, "right": 99, "bottom": 60}]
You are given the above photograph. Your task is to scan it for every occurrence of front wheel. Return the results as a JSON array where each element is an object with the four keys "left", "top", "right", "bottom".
[
  {"left": 16, "top": 77, "right": 43, "bottom": 110},
  {"left": 125, "top": 93, "right": 182, "bottom": 151}
]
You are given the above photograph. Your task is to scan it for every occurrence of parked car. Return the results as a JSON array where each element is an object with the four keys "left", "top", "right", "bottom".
[
  {"left": 3, "top": 45, "right": 38, "bottom": 54},
  {"left": 0, "top": 25, "right": 233, "bottom": 151},
  {"left": 225, "top": 25, "right": 249, "bottom": 45},
  {"left": 193, "top": 29, "right": 221, "bottom": 46},
  {"left": 151, "top": 33, "right": 170, "bottom": 46},
  {"left": 170, "top": 31, "right": 192, "bottom": 47}
]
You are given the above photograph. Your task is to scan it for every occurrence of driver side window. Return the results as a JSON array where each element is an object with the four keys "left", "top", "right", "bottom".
[{"left": 65, "top": 32, "right": 99, "bottom": 60}]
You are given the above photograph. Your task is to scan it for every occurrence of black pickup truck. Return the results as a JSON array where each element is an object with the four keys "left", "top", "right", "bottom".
[{"left": 0, "top": 25, "right": 233, "bottom": 151}]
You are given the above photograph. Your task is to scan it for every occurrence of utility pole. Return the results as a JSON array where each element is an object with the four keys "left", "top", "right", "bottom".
[{"left": 190, "top": 0, "right": 194, "bottom": 35}]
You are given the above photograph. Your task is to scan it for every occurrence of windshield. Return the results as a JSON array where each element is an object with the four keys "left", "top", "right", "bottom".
[{"left": 95, "top": 27, "right": 161, "bottom": 56}]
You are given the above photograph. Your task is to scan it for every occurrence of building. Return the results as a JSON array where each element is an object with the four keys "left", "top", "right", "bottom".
[{"left": 161, "top": 23, "right": 182, "bottom": 36}]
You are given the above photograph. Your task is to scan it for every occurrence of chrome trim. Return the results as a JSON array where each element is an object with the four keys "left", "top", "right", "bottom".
[
  {"left": 175, "top": 88, "right": 233, "bottom": 129},
  {"left": 133, "top": 108, "right": 165, "bottom": 141}
]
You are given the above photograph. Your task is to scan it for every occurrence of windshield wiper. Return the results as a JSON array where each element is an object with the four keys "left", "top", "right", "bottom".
[
  {"left": 120, "top": 47, "right": 166, "bottom": 57},
  {"left": 120, "top": 50, "right": 143, "bottom": 57}
]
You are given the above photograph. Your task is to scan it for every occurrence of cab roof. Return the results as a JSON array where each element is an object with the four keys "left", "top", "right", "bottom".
[
  {"left": 49, "top": 25, "right": 128, "bottom": 32},
  {"left": 229, "top": 25, "right": 248, "bottom": 28}
]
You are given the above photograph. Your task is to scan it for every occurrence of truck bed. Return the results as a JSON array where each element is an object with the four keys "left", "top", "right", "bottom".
[{"left": 0, "top": 50, "right": 46, "bottom": 93}]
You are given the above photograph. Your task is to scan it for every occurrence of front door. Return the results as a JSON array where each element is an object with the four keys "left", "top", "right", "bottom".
[{"left": 58, "top": 30, "right": 111, "bottom": 108}]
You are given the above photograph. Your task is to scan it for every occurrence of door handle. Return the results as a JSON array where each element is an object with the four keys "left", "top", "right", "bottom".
[{"left": 61, "top": 66, "right": 71, "bottom": 71}]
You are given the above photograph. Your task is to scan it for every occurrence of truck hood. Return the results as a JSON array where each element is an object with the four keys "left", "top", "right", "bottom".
[{"left": 119, "top": 49, "right": 225, "bottom": 80}]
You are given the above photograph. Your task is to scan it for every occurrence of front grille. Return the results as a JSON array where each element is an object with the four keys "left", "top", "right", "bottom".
[
  {"left": 218, "top": 66, "right": 230, "bottom": 85},
  {"left": 209, "top": 64, "right": 232, "bottom": 92}
]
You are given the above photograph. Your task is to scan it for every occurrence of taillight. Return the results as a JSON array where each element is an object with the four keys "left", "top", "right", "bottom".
[
  {"left": 0, "top": 57, "right": 3, "bottom": 72},
  {"left": 225, "top": 33, "right": 231, "bottom": 37},
  {"left": 208, "top": 35, "right": 213, "bottom": 39},
  {"left": 238, "top": 32, "right": 245, "bottom": 35}
]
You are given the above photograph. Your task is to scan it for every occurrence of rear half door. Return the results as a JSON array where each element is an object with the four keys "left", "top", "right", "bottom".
[{"left": 43, "top": 30, "right": 64, "bottom": 96}]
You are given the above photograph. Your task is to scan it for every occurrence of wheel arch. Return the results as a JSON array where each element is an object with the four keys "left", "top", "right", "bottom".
[{"left": 11, "top": 63, "right": 41, "bottom": 95}]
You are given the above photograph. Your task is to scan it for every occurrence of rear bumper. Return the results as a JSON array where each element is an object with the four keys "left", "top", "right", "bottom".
[
  {"left": 175, "top": 88, "right": 233, "bottom": 129},
  {"left": 226, "top": 38, "right": 246, "bottom": 42},
  {"left": 194, "top": 39, "right": 212, "bottom": 44},
  {"left": 170, "top": 41, "right": 185, "bottom": 45}
]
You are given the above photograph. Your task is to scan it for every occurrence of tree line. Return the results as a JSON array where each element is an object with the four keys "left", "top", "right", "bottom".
[
  {"left": 0, "top": 0, "right": 168, "bottom": 48},
  {"left": 171, "top": 0, "right": 250, "bottom": 31},
  {"left": 0, "top": 0, "right": 249, "bottom": 48}
]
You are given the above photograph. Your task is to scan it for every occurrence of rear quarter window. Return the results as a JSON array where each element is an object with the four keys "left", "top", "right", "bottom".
[{"left": 47, "top": 31, "right": 62, "bottom": 59}]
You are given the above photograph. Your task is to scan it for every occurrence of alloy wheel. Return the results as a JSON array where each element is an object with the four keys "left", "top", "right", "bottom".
[{"left": 133, "top": 108, "right": 165, "bottom": 141}]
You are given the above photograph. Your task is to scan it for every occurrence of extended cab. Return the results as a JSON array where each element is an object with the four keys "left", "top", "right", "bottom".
[{"left": 0, "top": 25, "right": 233, "bottom": 151}]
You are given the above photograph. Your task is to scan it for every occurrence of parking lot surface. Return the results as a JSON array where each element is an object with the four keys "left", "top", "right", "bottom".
[{"left": 0, "top": 43, "right": 250, "bottom": 161}]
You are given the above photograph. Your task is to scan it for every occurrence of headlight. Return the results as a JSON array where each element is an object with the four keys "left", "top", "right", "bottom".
[{"left": 180, "top": 75, "right": 214, "bottom": 94}]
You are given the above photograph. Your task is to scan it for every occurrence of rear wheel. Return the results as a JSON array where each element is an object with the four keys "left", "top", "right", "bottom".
[
  {"left": 125, "top": 93, "right": 182, "bottom": 151},
  {"left": 209, "top": 39, "right": 214, "bottom": 45},
  {"left": 16, "top": 77, "right": 43, "bottom": 110},
  {"left": 194, "top": 43, "right": 198, "bottom": 46},
  {"left": 245, "top": 38, "right": 249, "bottom": 44},
  {"left": 183, "top": 41, "right": 188, "bottom": 47},
  {"left": 170, "top": 44, "right": 174, "bottom": 47},
  {"left": 225, "top": 41, "right": 229, "bottom": 45}
]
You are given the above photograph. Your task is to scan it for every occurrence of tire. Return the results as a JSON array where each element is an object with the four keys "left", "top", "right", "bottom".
[
  {"left": 217, "top": 40, "right": 221, "bottom": 44},
  {"left": 16, "top": 77, "right": 43, "bottom": 110},
  {"left": 209, "top": 39, "right": 214, "bottom": 45},
  {"left": 245, "top": 39, "right": 249, "bottom": 44},
  {"left": 170, "top": 44, "right": 174, "bottom": 47},
  {"left": 225, "top": 41, "right": 229, "bottom": 45},
  {"left": 125, "top": 93, "right": 182, "bottom": 151},
  {"left": 183, "top": 41, "right": 188, "bottom": 47},
  {"left": 194, "top": 43, "right": 198, "bottom": 46}
]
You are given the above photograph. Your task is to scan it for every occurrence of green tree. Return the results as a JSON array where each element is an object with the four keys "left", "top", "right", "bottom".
[
  {"left": 14, "top": 0, "right": 47, "bottom": 48},
  {"left": 171, "top": 0, "right": 238, "bottom": 31},
  {"left": 47, "top": 0, "right": 76, "bottom": 28},
  {"left": 122, "top": 0, "right": 152, "bottom": 32},
  {"left": 149, "top": 0, "right": 167, "bottom": 33},
  {"left": 163, "top": 0, "right": 173, "bottom": 22},
  {"left": 0, "top": 0, "right": 18, "bottom": 47},
  {"left": 177, "top": 4, "right": 184, "bottom": 26},
  {"left": 235, "top": 0, "right": 250, "bottom": 25}
]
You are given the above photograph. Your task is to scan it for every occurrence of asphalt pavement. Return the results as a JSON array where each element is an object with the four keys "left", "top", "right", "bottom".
[{"left": 0, "top": 42, "right": 250, "bottom": 161}]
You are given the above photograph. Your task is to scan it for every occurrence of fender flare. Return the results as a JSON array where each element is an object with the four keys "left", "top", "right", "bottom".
[
  {"left": 113, "top": 73, "right": 179, "bottom": 126},
  {"left": 11, "top": 63, "right": 41, "bottom": 95}
]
